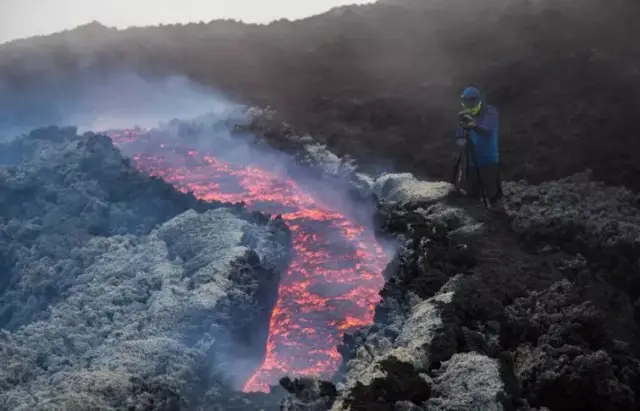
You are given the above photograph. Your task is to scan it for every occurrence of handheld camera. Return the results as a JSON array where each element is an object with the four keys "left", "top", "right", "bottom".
[{"left": 458, "top": 108, "right": 475, "bottom": 129}]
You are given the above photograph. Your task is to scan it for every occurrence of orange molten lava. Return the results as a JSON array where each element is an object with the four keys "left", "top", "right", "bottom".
[{"left": 109, "top": 129, "right": 389, "bottom": 392}]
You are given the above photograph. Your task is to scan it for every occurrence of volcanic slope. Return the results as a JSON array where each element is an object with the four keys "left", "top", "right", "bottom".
[
  {"left": 276, "top": 171, "right": 640, "bottom": 410},
  {"left": 0, "top": 127, "right": 292, "bottom": 410},
  {"left": 0, "top": 0, "right": 639, "bottom": 188}
]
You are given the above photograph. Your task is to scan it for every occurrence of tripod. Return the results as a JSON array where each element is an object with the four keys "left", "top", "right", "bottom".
[{"left": 452, "top": 130, "right": 490, "bottom": 208}]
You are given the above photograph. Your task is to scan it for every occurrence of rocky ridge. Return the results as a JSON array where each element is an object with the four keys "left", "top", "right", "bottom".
[{"left": 274, "top": 149, "right": 640, "bottom": 410}]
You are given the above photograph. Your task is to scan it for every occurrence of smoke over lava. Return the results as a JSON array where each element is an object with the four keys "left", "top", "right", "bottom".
[
  {"left": 0, "top": 71, "right": 230, "bottom": 141},
  {"left": 108, "top": 121, "right": 390, "bottom": 392}
]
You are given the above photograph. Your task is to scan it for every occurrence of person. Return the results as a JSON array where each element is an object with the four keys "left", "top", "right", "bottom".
[{"left": 454, "top": 86, "right": 503, "bottom": 209}]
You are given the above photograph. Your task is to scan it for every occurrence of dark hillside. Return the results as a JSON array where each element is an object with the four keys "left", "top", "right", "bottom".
[{"left": 1, "top": 0, "right": 639, "bottom": 187}]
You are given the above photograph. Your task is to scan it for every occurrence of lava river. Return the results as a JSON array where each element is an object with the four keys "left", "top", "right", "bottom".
[{"left": 109, "top": 129, "right": 389, "bottom": 392}]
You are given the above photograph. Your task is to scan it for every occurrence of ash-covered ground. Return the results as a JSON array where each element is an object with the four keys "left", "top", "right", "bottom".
[{"left": 0, "top": 127, "right": 292, "bottom": 410}]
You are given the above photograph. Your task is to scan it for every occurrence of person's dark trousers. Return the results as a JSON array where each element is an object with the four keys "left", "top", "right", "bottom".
[{"left": 467, "top": 162, "right": 503, "bottom": 203}]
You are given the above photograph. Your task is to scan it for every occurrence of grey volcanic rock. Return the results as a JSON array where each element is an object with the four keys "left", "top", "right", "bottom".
[
  {"left": 503, "top": 170, "right": 640, "bottom": 252},
  {"left": 372, "top": 174, "right": 453, "bottom": 204},
  {"left": 280, "top": 170, "right": 640, "bottom": 411},
  {"left": 503, "top": 280, "right": 640, "bottom": 411},
  {"left": 280, "top": 376, "right": 338, "bottom": 411},
  {"left": 502, "top": 170, "right": 640, "bottom": 297},
  {"left": 0, "top": 127, "right": 291, "bottom": 410},
  {"left": 0, "top": 126, "right": 229, "bottom": 330},
  {"left": 0, "top": 208, "right": 289, "bottom": 410},
  {"left": 425, "top": 353, "right": 504, "bottom": 411}
]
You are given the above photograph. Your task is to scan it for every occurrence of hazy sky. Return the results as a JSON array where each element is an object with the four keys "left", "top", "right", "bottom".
[{"left": 0, "top": 0, "right": 374, "bottom": 44}]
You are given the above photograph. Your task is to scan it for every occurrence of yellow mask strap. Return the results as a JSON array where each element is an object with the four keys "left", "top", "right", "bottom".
[{"left": 470, "top": 101, "right": 482, "bottom": 115}]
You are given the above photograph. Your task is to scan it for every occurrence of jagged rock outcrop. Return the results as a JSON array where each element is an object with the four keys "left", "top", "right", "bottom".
[
  {"left": 280, "top": 376, "right": 338, "bottom": 411},
  {"left": 503, "top": 170, "right": 640, "bottom": 296},
  {"left": 0, "top": 127, "right": 292, "bottom": 410},
  {"left": 281, "top": 172, "right": 640, "bottom": 411},
  {"left": 0, "top": 209, "right": 289, "bottom": 410}
]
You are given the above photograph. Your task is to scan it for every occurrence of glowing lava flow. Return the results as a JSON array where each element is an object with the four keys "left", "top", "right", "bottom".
[{"left": 109, "top": 130, "right": 389, "bottom": 392}]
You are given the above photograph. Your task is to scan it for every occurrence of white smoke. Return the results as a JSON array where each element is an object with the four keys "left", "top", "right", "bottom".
[{"left": 72, "top": 73, "right": 234, "bottom": 132}]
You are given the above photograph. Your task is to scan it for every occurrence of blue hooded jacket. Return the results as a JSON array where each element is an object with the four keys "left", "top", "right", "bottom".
[{"left": 455, "top": 87, "right": 500, "bottom": 166}]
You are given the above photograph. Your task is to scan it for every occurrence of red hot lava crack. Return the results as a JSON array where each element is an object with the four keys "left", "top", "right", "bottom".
[{"left": 109, "top": 130, "right": 389, "bottom": 392}]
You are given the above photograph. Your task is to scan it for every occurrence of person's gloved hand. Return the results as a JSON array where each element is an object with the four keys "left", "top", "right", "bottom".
[
  {"left": 463, "top": 118, "right": 477, "bottom": 128},
  {"left": 456, "top": 138, "right": 466, "bottom": 147}
]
